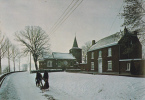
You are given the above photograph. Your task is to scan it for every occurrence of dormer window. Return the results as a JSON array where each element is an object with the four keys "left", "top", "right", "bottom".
[
  {"left": 99, "top": 51, "right": 102, "bottom": 57},
  {"left": 108, "top": 48, "right": 112, "bottom": 57},
  {"left": 91, "top": 52, "right": 94, "bottom": 59}
]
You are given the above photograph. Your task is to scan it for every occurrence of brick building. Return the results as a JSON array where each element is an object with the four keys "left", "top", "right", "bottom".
[{"left": 87, "top": 27, "right": 145, "bottom": 75}]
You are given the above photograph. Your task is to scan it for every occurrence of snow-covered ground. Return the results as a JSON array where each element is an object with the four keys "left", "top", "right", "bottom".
[{"left": 0, "top": 72, "right": 145, "bottom": 100}]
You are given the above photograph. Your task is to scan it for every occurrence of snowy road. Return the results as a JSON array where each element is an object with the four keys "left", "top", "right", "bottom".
[
  {"left": 1, "top": 72, "right": 145, "bottom": 100},
  {"left": 0, "top": 72, "right": 48, "bottom": 100}
]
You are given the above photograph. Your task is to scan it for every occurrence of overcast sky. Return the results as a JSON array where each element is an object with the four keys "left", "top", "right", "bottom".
[
  {"left": 0, "top": 0, "right": 124, "bottom": 52},
  {"left": 0, "top": 0, "right": 124, "bottom": 70}
]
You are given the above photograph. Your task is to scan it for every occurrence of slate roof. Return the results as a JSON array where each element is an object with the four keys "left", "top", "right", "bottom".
[
  {"left": 70, "top": 36, "right": 81, "bottom": 50},
  {"left": 52, "top": 52, "right": 76, "bottom": 59},
  {"left": 73, "top": 36, "right": 78, "bottom": 47},
  {"left": 89, "top": 32, "right": 121, "bottom": 51}
]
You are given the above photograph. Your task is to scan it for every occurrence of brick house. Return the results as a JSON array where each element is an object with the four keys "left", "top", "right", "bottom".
[{"left": 87, "top": 27, "right": 144, "bottom": 75}]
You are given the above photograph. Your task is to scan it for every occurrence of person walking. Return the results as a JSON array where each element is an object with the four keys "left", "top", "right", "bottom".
[
  {"left": 35, "top": 72, "right": 43, "bottom": 87},
  {"left": 42, "top": 71, "right": 49, "bottom": 89}
]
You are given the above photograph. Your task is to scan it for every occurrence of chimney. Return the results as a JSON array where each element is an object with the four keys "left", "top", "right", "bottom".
[{"left": 92, "top": 40, "right": 96, "bottom": 45}]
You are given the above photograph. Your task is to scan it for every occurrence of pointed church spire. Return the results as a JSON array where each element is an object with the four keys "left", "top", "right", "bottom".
[
  {"left": 72, "top": 36, "right": 78, "bottom": 48},
  {"left": 124, "top": 26, "right": 128, "bottom": 34}
]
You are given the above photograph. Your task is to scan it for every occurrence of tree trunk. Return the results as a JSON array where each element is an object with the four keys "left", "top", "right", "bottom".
[
  {"left": 33, "top": 55, "right": 38, "bottom": 70},
  {"left": 8, "top": 47, "right": 10, "bottom": 72},
  {"left": 30, "top": 52, "right": 31, "bottom": 71},
  {"left": 8, "top": 57, "right": 10, "bottom": 72},
  {"left": 13, "top": 59, "right": 15, "bottom": 72},
  {"left": 19, "top": 58, "right": 20, "bottom": 71},
  {"left": 34, "top": 61, "right": 38, "bottom": 70}
]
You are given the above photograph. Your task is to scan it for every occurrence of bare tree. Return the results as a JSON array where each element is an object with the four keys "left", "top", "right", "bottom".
[
  {"left": 5, "top": 38, "right": 12, "bottom": 72},
  {"left": 120, "top": 0, "right": 144, "bottom": 32},
  {"left": 2, "top": 66, "right": 9, "bottom": 74},
  {"left": 17, "top": 51, "right": 24, "bottom": 71},
  {"left": 120, "top": 0, "right": 145, "bottom": 42},
  {"left": 0, "top": 32, "right": 7, "bottom": 74},
  {"left": 15, "top": 26, "right": 50, "bottom": 70},
  {"left": 11, "top": 45, "right": 19, "bottom": 72},
  {"left": 22, "top": 64, "right": 28, "bottom": 71},
  {"left": 81, "top": 41, "right": 92, "bottom": 63}
]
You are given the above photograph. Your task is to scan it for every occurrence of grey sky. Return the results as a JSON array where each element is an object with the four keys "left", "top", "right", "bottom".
[{"left": 0, "top": 0, "right": 124, "bottom": 54}]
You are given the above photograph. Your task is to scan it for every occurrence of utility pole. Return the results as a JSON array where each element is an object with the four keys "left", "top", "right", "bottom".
[
  {"left": 30, "top": 52, "right": 31, "bottom": 72},
  {"left": 19, "top": 57, "right": 20, "bottom": 71}
]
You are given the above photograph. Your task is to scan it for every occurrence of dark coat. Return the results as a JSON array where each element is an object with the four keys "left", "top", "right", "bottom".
[
  {"left": 43, "top": 71, "right": 49, "bottom": 81},
  {"left": 36, "top": 72, "right": 42, "bottom": 80}
]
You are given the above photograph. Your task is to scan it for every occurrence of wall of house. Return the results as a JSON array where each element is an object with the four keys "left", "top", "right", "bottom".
[
  {"left": 39, "top": 59, "right": 76, "bottom": 70},
  {"left": 120, "top": 60, "right": 145, "bottom": 75},
  {"left": 87, "top": 45, "right": 120, "bottom": 74},
  {"left": 119, "top": 35, "right": 142, "bottom": 59}
]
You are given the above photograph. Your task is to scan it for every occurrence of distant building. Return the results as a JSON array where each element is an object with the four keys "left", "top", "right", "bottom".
[
  {"left": 39, "top": 52, "right": 76, "bottom": 70},
  {"left": 87, "top": 27, "right": 145, "bottom": 75},
  {"left": 39, "top": 36, "right": 82, "bottom": 70},
  {"left": 69, "top": 36, "right": 82, "bottom": 63}
]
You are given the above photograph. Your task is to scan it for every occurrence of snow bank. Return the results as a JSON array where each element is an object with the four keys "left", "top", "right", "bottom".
[
  {"left": 48, "top": 72, "right": 145, "bottom": 100},
  {"left": 0, "top": 72, "right": 47, "bottom": 100},
  {"left": 1, "top": 72, "right": 145, "bottom": 100}
]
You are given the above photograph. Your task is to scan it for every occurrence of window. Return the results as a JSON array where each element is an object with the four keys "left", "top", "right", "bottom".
[
  {"left": 91, "top": 52, "right": 94, "bottom": 59},
  {"left": 130, "top": 40, "right": 132, "bottom": 45},
  {"left": 108, "top": 48, "right": 112, "bottom": 57},
  {"left": 58, "top": 61, "right": 61, "bottom": 67},
  {"left": 91, "top": 62, "right": 94, "bottom": 70},
  {"left": 126, "top": 63, "right": 130, "bottom": 71},
  {"left": 99, "top": 51, "right": 102, "bottom": 57},
  {"left": 70, "top": 62, "right": 73, "bottom": 67},
  {"left": 47, "top": 61, "right": 52, "bottom": 67},
  {"left": 108, "top": 61, "right": 112, "bottom": 71}
]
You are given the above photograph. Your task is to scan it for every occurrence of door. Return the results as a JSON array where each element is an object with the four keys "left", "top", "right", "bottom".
[{"left": 98, "top": 58, "right": 102, "bottom": 73}]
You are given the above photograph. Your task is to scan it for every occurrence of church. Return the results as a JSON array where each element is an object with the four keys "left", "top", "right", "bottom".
[{"left": 39, "top": 36, "right": 82, "bottom": 70}]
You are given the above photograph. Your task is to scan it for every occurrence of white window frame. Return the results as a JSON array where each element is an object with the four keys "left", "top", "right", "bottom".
[
  {"left": 47, "top": 61, "right": 52, "bottom": 67},
  {"left": 99, "top": 51, "right": 102, "bottom": 57},
  {"left": 91, "top": 62, "right": 94, "bottom": 70},
  {"left": 108, "top": 48, "right": 112, "bottom": 57},
  {"left": 126, "top": 63, "right": 130, "bottom": 71},
  {"left": 108, "top": 61, "right": 112, "bottom": 71},
  {"left": 91, "top": 52, "right": 94, "bottom": 59}
]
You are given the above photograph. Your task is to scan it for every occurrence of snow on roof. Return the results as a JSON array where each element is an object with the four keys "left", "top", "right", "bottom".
[
  {"left": 89, "top": 32, "right": 121, "bottom": 51},
  {"left": 38, "top": 54, "right": 54, "bottom": 61},
  {"left": 52, "top": 52, "right": 76, "bottom": 59}
]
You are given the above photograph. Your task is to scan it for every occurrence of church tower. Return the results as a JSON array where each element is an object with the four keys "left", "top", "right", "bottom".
[{"left": 69, "top": 36, "right": 82, "bottom": 63}]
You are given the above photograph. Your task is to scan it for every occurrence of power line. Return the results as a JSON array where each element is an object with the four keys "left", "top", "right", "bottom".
[
  {"left": 49, "top": 0, "right": 83, "bottom": 52},
  {"left": 48, "top": 0, "right": 75, "bottom": 34},
  {"left": 49, "top": 0, "right": 80, "bottom": 36},
  {"left": 108, "top": 2, "right": 124, "bottom": 34},
  {"left": 49, "top": 0, "right": 83, "bottom": 36}
]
